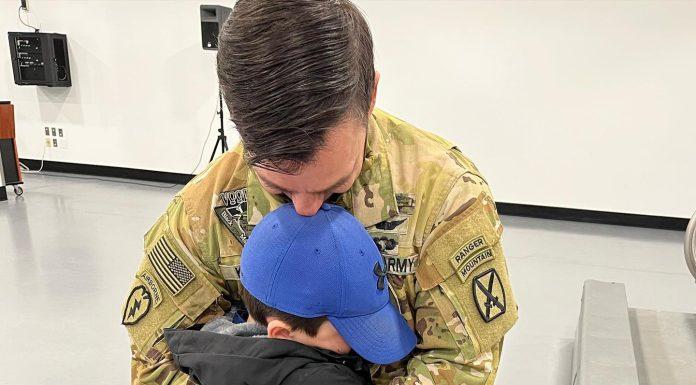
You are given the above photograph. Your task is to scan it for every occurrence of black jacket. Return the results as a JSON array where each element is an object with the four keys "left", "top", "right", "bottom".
[{"left": 164, "top": 329, "right": 372, "bottom": 385}]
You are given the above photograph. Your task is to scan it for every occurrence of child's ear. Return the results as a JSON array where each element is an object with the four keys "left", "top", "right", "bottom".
[{"left": 267, "top": 319, "right": 292, "bottom": 340}]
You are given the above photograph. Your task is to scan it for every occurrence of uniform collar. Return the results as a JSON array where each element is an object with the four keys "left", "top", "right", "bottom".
[{"left": 246, "top": 112, "right": 398, "bottom": 228}]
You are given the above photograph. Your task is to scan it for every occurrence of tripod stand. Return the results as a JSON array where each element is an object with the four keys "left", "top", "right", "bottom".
[{"left": 210, "top": 91, "right": 228, "bottom": 162}]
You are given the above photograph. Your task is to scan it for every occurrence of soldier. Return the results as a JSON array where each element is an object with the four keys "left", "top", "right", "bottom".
[{"left": 121, "top": 1, "right": 518, "bottom": 384}]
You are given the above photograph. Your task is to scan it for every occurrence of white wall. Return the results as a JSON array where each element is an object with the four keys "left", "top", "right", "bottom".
[
  {"left": 358, "top": 0, "right": 696, "bottom": 218},
  {"left": 2, "top": 1, "right": 694, "bottom": 218},
  {"left": 1, "top": 0, "right": 230, "bottom": 174}
]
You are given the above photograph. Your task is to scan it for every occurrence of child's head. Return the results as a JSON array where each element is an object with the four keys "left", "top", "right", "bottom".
[
  {"left": 240, "top": 203, "right": 416, "bottom": 364},
  {"left": 239, "top": 284, "right": 351, "bottom": 355}
]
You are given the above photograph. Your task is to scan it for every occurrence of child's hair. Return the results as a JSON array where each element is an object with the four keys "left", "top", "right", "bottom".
[{"left": 239, "top": 284, "right": 327, "bottom": 337}]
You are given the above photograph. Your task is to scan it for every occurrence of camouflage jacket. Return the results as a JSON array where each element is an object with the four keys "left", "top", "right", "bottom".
[{"left": 122, "top": 109, "right": 518, "bottom": 385}]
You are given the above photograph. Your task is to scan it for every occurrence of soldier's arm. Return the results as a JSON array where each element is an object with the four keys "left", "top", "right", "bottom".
[
  {"left": 394, "top": 172, "right": 518, "bottom": 385},
  {"left": 122, "top": 196, "right": 230, "bottom": 385}
]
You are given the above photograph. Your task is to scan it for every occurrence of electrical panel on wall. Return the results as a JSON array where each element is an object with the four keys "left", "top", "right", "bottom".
[{"left": 8, "top": 32, "right": 71, "bottom": 87}]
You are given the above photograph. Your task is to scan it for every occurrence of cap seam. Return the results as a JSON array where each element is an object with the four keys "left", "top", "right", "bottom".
[
  {"left": 267, "top": 216, "right": 310, "bottom": 307},
  {"left": 324, "top": 208, "right": 347, "bottom": 315}
]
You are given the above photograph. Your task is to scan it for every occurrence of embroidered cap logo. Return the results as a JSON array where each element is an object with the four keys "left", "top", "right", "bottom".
[{"left": 374, "top": 262, "right": 387, "bottom": 290}]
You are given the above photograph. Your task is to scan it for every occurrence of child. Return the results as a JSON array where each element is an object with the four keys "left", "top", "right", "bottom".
[{"left": 165, "top": 203, "right": 417, "bottom": 385}]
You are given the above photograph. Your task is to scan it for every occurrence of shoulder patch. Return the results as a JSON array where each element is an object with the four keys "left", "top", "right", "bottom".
[
  {"left": 122, "top": 285, "right": 152, "bottom": 325},
  {"left": 449, "top": 236, "right": 487, "bottom": 270},
  {"left": 457, "top": 247, "right": 495, "bottom": 282},
  {"left": 147, "top": 237, "right": 195, "bottom": 295},
  {"left": 139, "top": 271, "right": 163, "bottom": 308},
  {"left": 218, "top": 188, "right": 248, "bottom": 208},
  {"left": 215, "top": 188, "right": 249, "bottom": 245},
  {"left": 472, "top": 268, "right": 506, "bottom": 323}
]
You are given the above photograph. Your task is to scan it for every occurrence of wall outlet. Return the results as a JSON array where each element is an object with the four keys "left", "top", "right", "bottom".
[
  {"left": 44, "top": 125, "right": 69, "bottom": 148},
  {"left": 56, "top": 127, "right": 67, "bottom": 148},
  {"left": 43, "top": 126, "right": 68, "bottom": 148}
]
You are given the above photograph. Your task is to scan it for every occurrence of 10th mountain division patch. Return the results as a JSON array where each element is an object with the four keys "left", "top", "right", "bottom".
[{"left": 472, "top": 268, "right": 506, "bottom": 323}]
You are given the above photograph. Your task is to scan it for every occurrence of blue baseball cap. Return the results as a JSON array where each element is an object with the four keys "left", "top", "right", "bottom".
[{"left": 240, "top": 203, "right": 417, "bottom": 364}]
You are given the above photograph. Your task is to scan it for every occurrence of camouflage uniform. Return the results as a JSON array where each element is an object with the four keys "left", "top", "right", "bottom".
[{"left": 122, "top": 109, "right": 518, "bottom": 385}]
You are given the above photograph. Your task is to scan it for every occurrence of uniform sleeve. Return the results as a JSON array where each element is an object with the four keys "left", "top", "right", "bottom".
[
  {"left": 393, "top": 172, "right": 518, "bottom": 385},
  {"left": 122, "top": 196, "right": 228, "bottom": 385}
]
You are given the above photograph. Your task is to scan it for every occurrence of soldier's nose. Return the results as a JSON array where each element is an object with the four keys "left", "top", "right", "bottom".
[{"left": 291, "top": 194, "right": 325, "bottom": 216}]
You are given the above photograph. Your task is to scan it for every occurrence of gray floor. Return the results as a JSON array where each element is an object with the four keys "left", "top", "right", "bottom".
[{"left": 0, "top": 174, "right": 692, "bottom": 385}]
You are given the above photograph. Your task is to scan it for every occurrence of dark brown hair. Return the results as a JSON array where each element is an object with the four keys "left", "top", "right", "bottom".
[
  {"left": 217, "top": 0, "right": 375, "bottom": 172},
  {"left": 239, "top": 284, "right": 327, "bottom": 337}
]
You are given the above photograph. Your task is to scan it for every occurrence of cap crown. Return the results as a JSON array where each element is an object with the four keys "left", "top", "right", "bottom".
[{"left": 241, "top": 203, "right": 388, "bottom": 318}]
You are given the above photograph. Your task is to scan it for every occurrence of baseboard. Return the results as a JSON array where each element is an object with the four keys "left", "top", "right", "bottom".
[
  {"left": 19, "top": 158, "right": 194, "bottom": 185},
  {"left": 18, "top": 158, "right": 689, "bottom": 231},
  {"left": 496, "top": 202, "right": 688, "bottom": 231}
]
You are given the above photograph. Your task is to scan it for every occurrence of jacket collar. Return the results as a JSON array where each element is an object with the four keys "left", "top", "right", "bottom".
[{"left": 246, "top": 113, "right": 398, "bottom": 228}]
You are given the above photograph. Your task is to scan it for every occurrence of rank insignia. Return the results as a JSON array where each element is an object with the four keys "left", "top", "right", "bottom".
[
  {"left": 472, "top": 268, "right": 506, "bottom": 323},
  {"left": 395, "top": 193, "right": 416, "bottom": 215},
  {"left": 122, "top": 285, "right": 152, "bottom": 325}
]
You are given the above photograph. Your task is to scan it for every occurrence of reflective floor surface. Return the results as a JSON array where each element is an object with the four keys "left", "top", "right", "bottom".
[{"left": 1, "top": 173, "right": 692, "bottom": 385}]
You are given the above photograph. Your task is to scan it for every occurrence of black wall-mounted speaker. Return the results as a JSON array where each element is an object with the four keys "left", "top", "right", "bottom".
[
  {"left": 8, "top": 32, "right": 71, "bottom": 87},
  {"left": 200, "top": 4, "right": 232, "bottom": 50}
]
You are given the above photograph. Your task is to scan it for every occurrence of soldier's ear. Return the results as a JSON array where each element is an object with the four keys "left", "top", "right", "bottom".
[
  {"left": 267, "top": 319, "right": 292, "bottom": 340},
  {"left": 369, "top": 71, "right": 380, "bottom": 115}
]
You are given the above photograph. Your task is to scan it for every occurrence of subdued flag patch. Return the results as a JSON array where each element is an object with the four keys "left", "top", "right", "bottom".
[{"left": 147, "top": 237, "right": 194, "bottom": 295}]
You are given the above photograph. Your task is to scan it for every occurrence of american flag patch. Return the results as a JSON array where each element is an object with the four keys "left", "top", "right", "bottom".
[{"left": 147, "top": 237, "right": 194, "bottom": 295}]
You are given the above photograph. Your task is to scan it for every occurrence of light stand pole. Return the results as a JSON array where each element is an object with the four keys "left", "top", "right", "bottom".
[
  {"left": 200, "top": 4, "right": 232, "bottom": 161},
  {"left": 209, "top": 91, "right": 228, "bottom": 162}
]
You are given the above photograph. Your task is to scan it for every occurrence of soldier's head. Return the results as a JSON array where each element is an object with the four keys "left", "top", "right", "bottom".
[{"left": 217, "top": 0, "right": 378, "bottom": 216}]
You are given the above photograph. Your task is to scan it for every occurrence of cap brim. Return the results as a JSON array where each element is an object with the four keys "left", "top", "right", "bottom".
[{"left": 328, "top": 302, "right": 417, "bottom": 365}]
